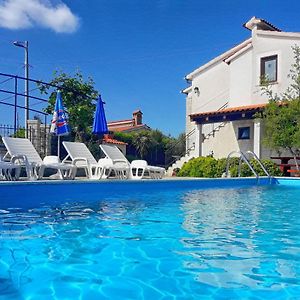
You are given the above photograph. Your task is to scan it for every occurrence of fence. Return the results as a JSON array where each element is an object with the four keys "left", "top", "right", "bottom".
[
  {"left": 0, "top": 71, "right": 98, "bottom": 158},
  {"left": 0, "top": 124, "right": 16, "bottom": 138},
  {"left": 0, "top": 120, "right": 51, "bottom": 157},
  {"left": 0, "top": 72, "right": 62, "bottom": 157}
]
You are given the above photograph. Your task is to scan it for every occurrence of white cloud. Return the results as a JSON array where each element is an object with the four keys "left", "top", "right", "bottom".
[{"left": 0, "top": 0, "right": 79, "bottom": 33}]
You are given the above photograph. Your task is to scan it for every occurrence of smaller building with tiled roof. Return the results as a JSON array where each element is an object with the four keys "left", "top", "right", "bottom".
[
  {"left": 102, "top": 134, "right": 127, "bottom": 154},
  {"left": 108, "top": 110, "right": 150, "bottom": 133}
]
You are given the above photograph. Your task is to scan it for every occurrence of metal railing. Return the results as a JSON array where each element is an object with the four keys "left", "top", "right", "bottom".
[
  {"left": 164, "top": 102, "right": 229, "bottom": 169},
  {"left": 203, "top": 102, "right": 229, "bottom": 140},
  {"left": 218, "top": 102, "right": 229, "bottom": 111},
  {"left": 225, "top": 150, "right": 271, "bottom": 179},
  {"left": 204, "top": 122, "right": 225, "bottom": 139},
  {"left": 0, "top": 72, "right": 99, "bottom": 136},
  {"left": 0, "top": 124, "right": 17, "bottom": 138},
  {"left": 164, "top": 128, "right": 195, "bottom": 168},
  {"left": 0, "top": 72, "right": 51, "bottom": 135}
]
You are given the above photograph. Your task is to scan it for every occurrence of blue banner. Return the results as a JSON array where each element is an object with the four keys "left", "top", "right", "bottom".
[{"left": 50, "top": 91, "right": 70, "bottom": 136}]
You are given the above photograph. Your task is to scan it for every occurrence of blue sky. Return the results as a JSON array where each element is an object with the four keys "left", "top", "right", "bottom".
[{"left": 0, "top": 0, "right": 300, "bottom": 137}]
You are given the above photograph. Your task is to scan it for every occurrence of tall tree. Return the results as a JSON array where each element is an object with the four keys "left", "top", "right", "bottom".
[{"left": 39, "top": 71, "right": 98, "bottom": 142}]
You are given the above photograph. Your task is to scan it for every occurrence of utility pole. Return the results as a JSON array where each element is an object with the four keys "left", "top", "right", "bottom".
[
  {"left": 24, "top": 41, "right": 29, "bottom": 138},
  {"left": 14, "top": 41, "right": 29, "bottom": 138}
]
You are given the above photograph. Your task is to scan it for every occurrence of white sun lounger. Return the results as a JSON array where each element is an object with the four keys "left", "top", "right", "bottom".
[
  {"left": 2, "top": 137, "right": 76, "bottom": 180},
  {"left": 99, "top": 144, "right": 131, "bottom": 179},
  {"left": 62, "top": 141, "right": 118, "bottom": 179},
  {"left": 100, "top": 144, "right": 165, "bottom": 180}
]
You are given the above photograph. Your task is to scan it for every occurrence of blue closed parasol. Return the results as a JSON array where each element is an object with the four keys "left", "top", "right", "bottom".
[{"left": 92, "top": 95, "right": 108, "bottom": 135}]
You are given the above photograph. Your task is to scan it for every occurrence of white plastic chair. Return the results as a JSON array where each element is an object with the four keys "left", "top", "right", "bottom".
[
  {"left": 2, "top": 137, "right": 76, "bottom": 180},
  {"left": 62, "top": 141, "right": 115, "bottom": 179},
  {"left": 130, "top": 160, "right": 165, "bottom": 180},
  {"left": 0, "top": 159, "right": 21, "bottom": 181},
  {"left": 100, "top": 144, "right": 165, "bottom": 180}
]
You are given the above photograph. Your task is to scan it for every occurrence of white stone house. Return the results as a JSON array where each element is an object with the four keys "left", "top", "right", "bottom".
[{"left": 180, "top": 17, "right": 300, "bottom": 166}]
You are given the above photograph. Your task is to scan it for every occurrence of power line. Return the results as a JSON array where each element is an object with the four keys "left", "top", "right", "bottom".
[
  {"left": 0, "top": 77, "right": 13, "bottom": 85},
  {"left": 0, "top": 86, "right": 45, "bottom": 105}
]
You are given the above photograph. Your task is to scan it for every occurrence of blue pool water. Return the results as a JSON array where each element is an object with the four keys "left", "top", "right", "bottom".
[{"left": 0, "top": 179, "right": 300, "bottom": 299}]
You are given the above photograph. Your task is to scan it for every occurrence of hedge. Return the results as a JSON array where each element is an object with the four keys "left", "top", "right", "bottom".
[{"left": 177, "top": 156, "right": 282, "bottom": 178}]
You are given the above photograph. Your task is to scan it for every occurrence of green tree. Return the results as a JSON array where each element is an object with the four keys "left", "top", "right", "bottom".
[
  {"left": 113, "top": 132, "right": 134, "bottom": 145},
  {"left": 132, "top": 130, "right": 155, "bottom": 159},
  {"left": 39, "top": 71, "right": 98, "bottom": 142},
  {"left": 114, "top": 129, "right": 184, "bottom": 166},
  {"left": 260, "top": 45, "right": 300, "bottom": 169},
  {"left": 164, "top": 133, "right": 186, "bottom": 167}
]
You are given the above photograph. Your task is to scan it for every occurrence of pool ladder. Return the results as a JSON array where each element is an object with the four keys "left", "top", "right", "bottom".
[{"left": 225, "top": 150, "right": 271, "bottom": 179}]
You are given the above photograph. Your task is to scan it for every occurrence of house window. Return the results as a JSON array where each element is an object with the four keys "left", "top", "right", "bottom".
[
  {"left": 260, "top": 55, "right": 277, "bottom": 83},
  {"left": 238, "top": 127, "right": 250, "bottom": 140}
]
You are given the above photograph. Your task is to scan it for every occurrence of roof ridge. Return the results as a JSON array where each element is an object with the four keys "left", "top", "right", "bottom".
[{"left": 185, "top": 38, "right": 252, "bottom": 80}]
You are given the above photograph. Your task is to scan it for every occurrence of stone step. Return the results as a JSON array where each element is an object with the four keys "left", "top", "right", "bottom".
[
  {"left": 167, "top": 122, "right": 228, "bottom": 175},
  {"left": 166, "top": 154, "right": 195, "bottom": 176}
]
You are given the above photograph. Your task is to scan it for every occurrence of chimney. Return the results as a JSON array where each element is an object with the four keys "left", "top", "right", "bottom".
[
  {"left": 243, "top": 17, "right": 281, "bottom": 32},
  {"left": 133, "top": 110, "right": 143, "bottom": 126}
]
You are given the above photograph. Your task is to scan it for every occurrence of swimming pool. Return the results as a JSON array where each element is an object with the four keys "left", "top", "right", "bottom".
[{"left": 0, "top": 178, "right": 299, "bottom": 299}]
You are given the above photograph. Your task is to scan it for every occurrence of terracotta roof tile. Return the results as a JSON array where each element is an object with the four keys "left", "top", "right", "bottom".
[
  {"left": 190, "top": 103, "right": 267, "bottom": 119},
  {"left": 108, "top": 119, "right": 133, "bottom": 125},
  {"left": 109, "top": 124, "right": 149, "bottom": 132},
  {"left": 103, "top": 136, "right": 127, "bottom": 145},
  {"left": 111, "top": 126, "right": 133, "bottom": 132}
]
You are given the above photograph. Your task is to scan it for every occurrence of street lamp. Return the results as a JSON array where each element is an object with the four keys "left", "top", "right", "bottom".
[{"left": 13, "top": 40, "right": 29, "bottom": 138}]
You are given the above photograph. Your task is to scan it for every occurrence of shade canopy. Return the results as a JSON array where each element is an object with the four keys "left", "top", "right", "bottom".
[
  {"left": 92, "top": 95, "right": 108, "bottom": 135},
  {"left": 50, "top": 90, "right": 70, "bottom": 136}
]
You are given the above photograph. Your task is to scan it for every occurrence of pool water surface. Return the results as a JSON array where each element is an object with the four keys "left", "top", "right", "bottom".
[{"left": 0, "top": 182, "right": 300, "bottom": 299}]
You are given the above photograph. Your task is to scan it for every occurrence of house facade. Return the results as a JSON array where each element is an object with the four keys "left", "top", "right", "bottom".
[{"left": 182, "top": 17, "right": 300, "bottom": 161}]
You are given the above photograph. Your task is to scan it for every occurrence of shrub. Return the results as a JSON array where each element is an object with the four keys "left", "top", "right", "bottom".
[
  {"left": 178, "top": 157, "right": 219, "bottom": 178},
  {"left": 217, "top": 157, "right": 240, "bottom": 177},
  {"left": 177, "top": 156, "right": 282, "bottom": 178},
  {"left": 248, "top": 159, "right": 282, "bottom": 177},
  {"left": 177, "top": 157, "right": 205, "bottom": 177}
]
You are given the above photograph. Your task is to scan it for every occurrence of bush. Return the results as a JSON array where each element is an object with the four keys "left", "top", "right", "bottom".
[
  {"left": 230, "top": 159, "right": 283, "bottom": 177},
  {"left": 246, "top": 159, "right": 282, "bottom": 177},
  {"left": 177, "top": 156, "right": 282, "bottom": 178},
  {"left": 178, "top": 157, "right": 216, "bottom": 178},
  {"left": 216, "top": 157, "right": 240, "bottom": 177}
]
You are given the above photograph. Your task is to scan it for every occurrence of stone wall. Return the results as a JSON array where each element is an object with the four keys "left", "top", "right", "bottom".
[{"left": 27, "top": 119, "right": 51, "bottom": 158}]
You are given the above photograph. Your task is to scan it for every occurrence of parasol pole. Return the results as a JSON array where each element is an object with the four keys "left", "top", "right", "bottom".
[{"left": 58, "top": 135, "right": 60, "bottom": 159}]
